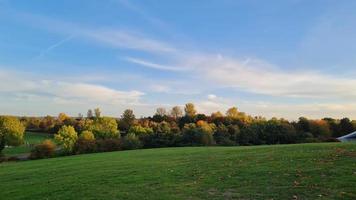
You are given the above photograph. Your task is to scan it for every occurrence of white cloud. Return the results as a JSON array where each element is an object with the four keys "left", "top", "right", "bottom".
[
  {"left": 128, "top": 53, "right": 356, "bottom": 100},
  {"left": 207, "top": 94, "right": 217, "bottom": 100},
  {"left": 0, "top": 70, "right": 144, "bottom": 107},
  {"left": 184, "top": 55, "right": 356, "bottom": 99}
]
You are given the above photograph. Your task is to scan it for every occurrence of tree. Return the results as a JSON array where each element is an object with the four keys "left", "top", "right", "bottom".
[
  {"left": 181, "top": 121, "right": 215, "bottom": 146},
  {"left": 39, "top": 115, "right": 55, "bottom": 132},
  {"left": 58, "top": 113, "right": 70, "bottom": 123},
  {"left": 211, "top": 111, "right": 224, "bottom": 119},
  {"left": 184, "top": 103, "right": 197, "bottom": 117},
  {"left": 226, "top": 107, "right": 239, "bottom": 119},
  {"left": 153, "top": 108, "right": 168, "bottom": 122},
  {"left": 297, "top": 117, "right": 310, "bottom": 133},
  {"left": 170, "top": 106, "right": 183, "bottom": 119},
  {"left": 0, "top": 116, "right": 25, "bottom": 153},
  {"left": 309, "top": 120, "right": 331, "bottom": 138},
  {"left": 339, "top": 118, "right": 354, "bottom": 135},
  {"left": 87, "top": 109, "right": 94, "bottom": 119},
  {"left": 155, "top": 107, "right": 167, "bottom": 116},
  {"left": 77, "top": 113, "right": 84, "bottom": 120},
  {"left": 88, "top": 117, "right": 120, "bottom": 139},
  {"left": 120, "top": 109, "right": 135, "bottom": 131},
  {"left": 128, "top": 125, "right": 153, "bottom": 136},
  {"left": 79, "top": 130, "right": 95, "bottom": 141},
  {"left": 55, "top": 125, "right": 78, "bottom": 153},
  {"left": 94, "top": 108, "right": 101, "bottom": 119},
  {"left": 122, "top": 133, "right": 142, "bottom": 150}
]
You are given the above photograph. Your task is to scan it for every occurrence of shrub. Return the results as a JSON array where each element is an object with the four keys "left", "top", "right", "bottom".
[
  {"left": 322, "top": 137, "right": 340, "bottom": 143},
  {"left": 54, "top": 125, "right": 78, "bottom": 153},
  {"left": 74, "top": 138, "right": 97, "bottom": 154},
  {"left": 96, "top": 139, "right": 121, "bottom": 152},
  {"left": 122, "top": 133, "right": 142, "bottom": 150},
  {"left": 30, "top": 140, "right": 56, "bottom": 159}
]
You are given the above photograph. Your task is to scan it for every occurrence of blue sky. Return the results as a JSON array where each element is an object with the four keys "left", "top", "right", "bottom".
[{"left": 1, "top": 0, "right": 356, "bottom": 119}]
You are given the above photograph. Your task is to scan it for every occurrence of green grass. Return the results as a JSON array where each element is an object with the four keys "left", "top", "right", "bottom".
[
  {"left": 3, "top": 132, "right": 53, "bottom": 156},
  {"left": 0, "top": 143, "right": 355, "bottom": 200}
]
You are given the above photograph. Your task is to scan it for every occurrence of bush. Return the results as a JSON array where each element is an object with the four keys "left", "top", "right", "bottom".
[
  {"left": 322, "top": 137, "right": 340, "bottom": 143},
  {"left": 96, "top": 139, "right": 122, "bottom": 152},
  {"left": 122, "top": 133, "right": 142, "bottom": 150},
  {"left": 74, "top": 138, "right": 97, "bottom": 154},
  {"left": 30, "top": 140, "right": 56, "bottom": 159}
]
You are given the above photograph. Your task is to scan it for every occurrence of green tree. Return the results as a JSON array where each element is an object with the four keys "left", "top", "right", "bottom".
[
  {"left": 122, "top": 133, "right": 142, "bottom": 150},
  {"left": 128, "top": 125, "right": 153, "bottom": 136},
  {"left": 184, "top": 103, "right": 197, "bottom": 117},
  {"left": 88, "top": 117, "right": 120, "bottom": 139},
  {"left": 55, "top": 125, "right": 78, "bottom": 153},
  {"left": 0, "top": 116, "right": 25, "bottom": 153},
  {"left": 120, "top": 109, "right": 136, "bottom": 131}
]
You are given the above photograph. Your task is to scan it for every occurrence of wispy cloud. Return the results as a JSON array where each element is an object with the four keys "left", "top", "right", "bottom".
[
  {"left": 128, "top": 52, "right": 356, "bottom": 100},
  {"left": 15, "top": 12, "right": 176, "bottom": 54},
  {"left": 115, "top": 0, "right": 167, "bottom": 29},
  {"left": 125, "top": 57, "right": 185, "bottom": 71},
  {"left": 32, "top": 34, "right": 75, "bottom": 60}
]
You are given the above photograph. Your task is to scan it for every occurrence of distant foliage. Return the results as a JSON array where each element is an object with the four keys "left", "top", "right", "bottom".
[
  {"left": 122, "top": 133, "right": 142, "bottom": 150},
  {"left": 0, "top": 116, "right": 25, "bottom": 152},
  {"left": 13, "top": 104, "right": 356, "bottom": 160},
  {"left": 79, "top": 130, "right": 95, "bottom": 141},
  {"left": 87, "top": 117, "right": 120, "bottom": 139},
  {"left": 30, "top": 140, "right": 56, "bottom": 159},
  {"left": 96, "top": 139, "right": 121, "bottom": 152}
]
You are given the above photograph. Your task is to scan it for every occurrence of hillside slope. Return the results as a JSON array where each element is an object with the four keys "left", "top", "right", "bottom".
[{"left": 0, "top": 143, "right": 355, "bottom": 200}]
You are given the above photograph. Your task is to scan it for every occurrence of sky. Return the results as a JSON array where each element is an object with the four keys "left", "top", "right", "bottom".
[{"left": 1, "top": 0, "right": 356, "bottom": 120}]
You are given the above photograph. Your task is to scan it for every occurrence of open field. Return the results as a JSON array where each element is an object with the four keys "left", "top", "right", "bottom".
[
  {"left": 3, "top": 132, "right": 53, "bottom": 156},
  {"left": 0, "top": 143, "right": 355, "bottom": 200}
]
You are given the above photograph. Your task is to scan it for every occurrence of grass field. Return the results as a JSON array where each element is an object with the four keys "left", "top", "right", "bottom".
[
  {"left": 3, "top": 132, "right": 53, "bottom": 156},
  {"left": 0, "top": 143, "right": 355, "bottom": 200}
]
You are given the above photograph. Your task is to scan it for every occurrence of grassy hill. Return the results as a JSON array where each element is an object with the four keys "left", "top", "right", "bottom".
[{"left": 0, "top": 143, "right": 355, "bottom": 200}]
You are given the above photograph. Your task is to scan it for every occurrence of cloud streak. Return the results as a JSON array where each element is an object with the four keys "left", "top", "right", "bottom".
[{"left": 32, "top": 34, "right": 75, "bottom": 60}]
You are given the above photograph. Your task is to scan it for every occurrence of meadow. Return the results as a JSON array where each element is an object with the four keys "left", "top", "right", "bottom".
[
  {"left": 0, "top": 143, "right": 355, "bottom": 200},
  {"left": 3, "top": 132, "right": 53, "bottom": 156}
]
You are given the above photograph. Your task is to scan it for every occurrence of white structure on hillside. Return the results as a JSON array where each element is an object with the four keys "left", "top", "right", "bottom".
[{"left": 338, "top": 131, "right": 356, "bottom": 142}]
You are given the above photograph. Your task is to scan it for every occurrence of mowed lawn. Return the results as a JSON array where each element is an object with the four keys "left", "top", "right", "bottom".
[
  {"left": 3, "top": 132, "right": 53, "bottom": 156},
  {"left": 0, "top": 143, "right": 355, "bottom": 200}
]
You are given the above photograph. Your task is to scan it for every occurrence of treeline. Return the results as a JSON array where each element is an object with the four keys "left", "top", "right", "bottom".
[
  {"left": 2, "top": 103, "right": 356, "bottom": 160},
  {"left": 21, "top": 104, "right": 355, "bottom": 146}
]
